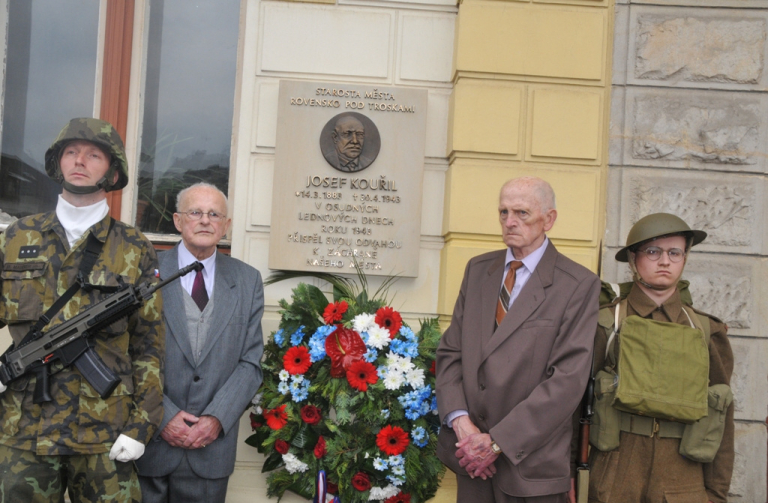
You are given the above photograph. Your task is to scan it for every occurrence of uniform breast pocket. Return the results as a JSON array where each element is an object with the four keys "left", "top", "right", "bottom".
[{"left": 0, "top": 261, "right": 50, "bottom": 321}]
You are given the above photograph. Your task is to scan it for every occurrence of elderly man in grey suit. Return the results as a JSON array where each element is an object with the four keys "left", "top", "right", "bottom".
[
  {"left": 436, "top": 177, "right": 600, "bottom": 503},
  {"left": 136, "top": 182, "right": 264, "bottom": 503}
]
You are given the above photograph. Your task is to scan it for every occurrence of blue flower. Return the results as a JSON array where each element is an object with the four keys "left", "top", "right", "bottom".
[
  {"left": 381, "top": 409, "right": 390, "bottom": 419},
  {"left": 364, "top": 348, "right": 378, "bottom": 363},
  {"left": 273, "top": 329, "right": 286, "bottom": 348},
  {"left": 388, "top": 455, "right": 404, "bottom": 466},
  {"left": 290, "top": 326, "right": 306, "bottom": 346},
  {"left": 391, "top": 464, "right": 406, "bottom": 476},
  {"left": 278, "top": 381, "right": 290, "bottom": 394},
  {"left": 411, "top": 426, "right": 428, "bottom": 448},
  {"left": 373, "top": 457, "right": 388, "bottom": 471},
  {"left": 390, "top": 339, "right": 418, "bottom": 358},
  {"left": 387, "top": 475, "right": 405, "bottom": 487},
  {"left": 399, "top": 326, "right": 417, "bottom": 341}
]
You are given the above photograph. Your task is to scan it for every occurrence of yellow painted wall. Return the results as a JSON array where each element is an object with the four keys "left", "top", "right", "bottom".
[
  {"left": 437, "top": 0, "right": 613, "bottom": 497},
  {"left": 441, "top": 0, "right": 613, "bottom": 316}
]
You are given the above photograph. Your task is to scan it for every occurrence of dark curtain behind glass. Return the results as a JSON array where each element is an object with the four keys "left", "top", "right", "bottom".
[
  {"left": 137, "top": 0, "right": 239, "bottom": 234},
  {"left": 0, "top": 0, "right": 98, "bottom": 219}
]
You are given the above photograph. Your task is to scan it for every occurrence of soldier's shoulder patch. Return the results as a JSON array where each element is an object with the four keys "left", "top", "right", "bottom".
[{"left": 18, "top": 246, "right": 40, "bottom": 259}]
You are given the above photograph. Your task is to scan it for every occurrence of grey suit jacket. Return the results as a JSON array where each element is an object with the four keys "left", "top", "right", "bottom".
[
  {"left": 136, "top": 245, "right": 264, "bottom": 479},
  {"left": 436, "top": 242, "right": 600, "bottom": 497}
]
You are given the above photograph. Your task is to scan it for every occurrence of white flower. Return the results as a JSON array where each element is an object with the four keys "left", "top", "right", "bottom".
[
  {"left": 282, "top": 453, "right": 309, "bottom": 474},
  {"left": 366, "top": 326, "right": 391, "bottom": 350},
  {"left": 405, "top": 367, "right": 425, "bottom": 389},
  {"left": 385, "top": 352, "right": 413, "bottom": 374},
  {"left": 368, "top": 485, "right": 400, "bottom": 500},
  {"left": 251, "top": 392, "right": 263, "bottom": 405},
  {"left": 291, "top": 374, "right": 305, "bottom": 385},
  {"left": 383, "top": 371, "right": 405, "bottom": 390},
  {"left": 279, "top": 370, "right": 290, "bottom": 382},
  {"left": 353, "top": 313, "right": 376, "bottom": 333}
]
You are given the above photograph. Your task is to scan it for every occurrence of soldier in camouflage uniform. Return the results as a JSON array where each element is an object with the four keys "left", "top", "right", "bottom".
[{"left": 0, "top": 118, "right": 164, "bottom": 502}]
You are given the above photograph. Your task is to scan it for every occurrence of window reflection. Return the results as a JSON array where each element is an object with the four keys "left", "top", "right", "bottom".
[
  {"left": 0, "top": 0, "right": 98, "bottom": 221},
  {"left": 136, "top": 0, "right": 239, "bottom": 234}
]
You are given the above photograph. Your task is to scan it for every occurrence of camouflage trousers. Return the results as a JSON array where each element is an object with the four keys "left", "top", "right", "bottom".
[{"left": 0, "top": 445, "right": 141, "bottom": 503}]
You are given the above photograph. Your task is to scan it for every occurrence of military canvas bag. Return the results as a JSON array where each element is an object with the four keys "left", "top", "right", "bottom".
[{"left": 613, "top": 313, "right": 709, "bottom": 423}]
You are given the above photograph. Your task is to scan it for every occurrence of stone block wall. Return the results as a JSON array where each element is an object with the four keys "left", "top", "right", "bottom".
[{"left": 606, "top": 2, "right": 768, "bottom": 500}]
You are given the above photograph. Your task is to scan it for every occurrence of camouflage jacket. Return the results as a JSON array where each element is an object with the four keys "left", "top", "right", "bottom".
[{"left": 0, "top": 212, "right": 164, "bottom": 455}]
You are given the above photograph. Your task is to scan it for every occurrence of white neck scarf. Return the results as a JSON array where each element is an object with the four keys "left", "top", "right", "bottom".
[{"left": 55, "top": 195, "right": 109, "bottom": 247}]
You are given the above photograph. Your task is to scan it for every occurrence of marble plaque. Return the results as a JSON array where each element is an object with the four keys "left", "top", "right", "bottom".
[{"left": 268, "top": 80, "right": 428, "bottom": 277}]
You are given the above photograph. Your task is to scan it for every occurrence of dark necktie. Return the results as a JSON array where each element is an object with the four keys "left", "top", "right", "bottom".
[
  {"left": 495, "top": 261, "right": 523, "bottom": 328},
  {"left": 191, "top": 266, "right": 208, "bottom": 311}
]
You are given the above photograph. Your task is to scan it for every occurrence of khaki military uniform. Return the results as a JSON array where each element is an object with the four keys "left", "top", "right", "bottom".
[
  {"left": 587, "top": 284, "right": 734, "bottom": 503},
  {"left": 0, "top": 212, "right": 165, "bottom": 454}
]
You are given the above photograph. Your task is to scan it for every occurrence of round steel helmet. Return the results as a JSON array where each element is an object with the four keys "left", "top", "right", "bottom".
[
  {"left": 44, "top": 118, "right": 129, "bottom": 193},
  {"left": 615, "top": 213, "right": 707, "bottom": 262}
]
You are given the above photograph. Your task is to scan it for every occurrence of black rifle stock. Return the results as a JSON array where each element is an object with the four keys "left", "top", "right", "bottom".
[
  {"left": 0, "top": 261, "right": 202, "bottom": 403},
  {"left": 575, "top": 373, "right": 595, "bottom": 503}
]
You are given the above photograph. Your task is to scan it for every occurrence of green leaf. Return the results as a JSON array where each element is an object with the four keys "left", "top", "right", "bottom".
[
  {"left": 262, "top": 452, "right": 285, "bottom": 473},
  {"left": 291, "top": 424, "right": 319, "bottom": 449}
]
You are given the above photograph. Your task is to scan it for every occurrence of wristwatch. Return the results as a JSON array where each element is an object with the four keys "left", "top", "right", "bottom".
[{"left": 490, "top": 438, "right": 502, "bottom": 455}]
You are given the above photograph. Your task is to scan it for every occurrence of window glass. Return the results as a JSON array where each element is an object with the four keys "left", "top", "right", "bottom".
[
  {"left": 0, "top": 0, "right": 99, "bottom": 220},
  {"left": 136, "top": 0, "right": 239, "bottom": 234}
]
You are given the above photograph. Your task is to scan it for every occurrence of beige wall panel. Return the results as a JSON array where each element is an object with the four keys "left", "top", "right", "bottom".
[
  {"left": 398, "top": 12, "right": 455, "bottom": 84},
  {"left": 529, "top": 87, "right": 602, "bottom": 161},
  {"left": 248, "top": 156, "right": 274, "bottom": 227},
  {"left": 252, "top": 80, "right": 279, "bottom": 150},
  {"left": 549, "top": 243, "right": 598, "bottom": 272},
  {"left": 422, "top": 162, "right": 448, "bottom": 236},
  {"left": 259, "top": 3, "right": 394, "bottom": 79},
  {"left": 454, "top": 2, "right": 606, "bottom": 81},
  {"left": 444, "top": 160, "right": 600, "bottom": 243},
  {"left": 425, "top": 89, "right": 452, "bottom": 158},
  {"left": 451, "top": 80, "right": 522, "bottom": 155}
]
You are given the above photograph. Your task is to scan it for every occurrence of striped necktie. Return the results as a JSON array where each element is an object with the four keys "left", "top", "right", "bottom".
[{"left": 495, "top": 261, "right": 523, "bottom": 328}]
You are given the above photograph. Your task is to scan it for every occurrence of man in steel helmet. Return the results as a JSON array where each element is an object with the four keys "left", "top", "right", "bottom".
[
  {"left": 570, "top": 213, "right": 733, "bottom": 503},
  {"left": 0, "top": 118, "right": 164, "bottom": 502}
]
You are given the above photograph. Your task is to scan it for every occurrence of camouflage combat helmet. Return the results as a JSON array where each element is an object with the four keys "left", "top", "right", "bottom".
[
  {"left": 615, "top": 213, "right": 706, "bottom": 262},
  {"left": 44, "top": 118, "right": 129, "bottom": 194}
]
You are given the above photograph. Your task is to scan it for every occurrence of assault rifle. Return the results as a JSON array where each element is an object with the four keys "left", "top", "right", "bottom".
[
  {"left": 0, "top": 261, "right": 202, "bottom": 403},
  {"left": 575, "top": 372, "right": 595, "bottom": 503}
]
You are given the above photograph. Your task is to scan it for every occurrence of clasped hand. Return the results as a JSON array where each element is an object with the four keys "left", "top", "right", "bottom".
[
  {"left": 161, "top": 410, "right": 222, "bottom": 449},
  {"left": 452, "top": 415, "right": 498, "bottom": 480}
]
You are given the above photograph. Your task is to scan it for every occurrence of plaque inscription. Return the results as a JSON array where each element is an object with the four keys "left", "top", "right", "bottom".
[{"left": 269, "top": 81, "right": 428, "bottom": 277}]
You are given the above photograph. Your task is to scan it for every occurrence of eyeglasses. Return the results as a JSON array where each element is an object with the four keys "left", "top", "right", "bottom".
[
  {"left": 179, "top": 210, "right": 227, "bottom": 222},
  {"left": 636, "top": 246, "right": 686, "bottom": 263}
]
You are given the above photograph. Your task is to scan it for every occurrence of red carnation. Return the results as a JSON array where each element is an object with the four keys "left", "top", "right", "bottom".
[
  {"left": 385, "top": 493, "right": 411, "bottom": 503},
  {"left": 249, "top": 412, "right": 262, "bottom": 430},
  {"left": 346, "top": 360, "right": 378, "bottom": 392},
  {"left": 325, "top": 326, "right": 367, "bottom": 378},
  {"left": 429, "top": 360, "right": 436, "bottom": 375},
  {"left": 376, "top": 425, "right": 409, "bottom": 456},
  {"left": 301, "top": 404, "right": 322, "bottom": 425},
  {"left": 264, "top": 404, "right": 288, "bottom": 430},
  {"left": 283, "top": 346, "right": 312, "bottom": 375},
  {"left": 323, "top": 300, "right": 348, "bottom": 325},
  {"left": 314, "top": 436, "right": 327, "bottom": 458},
  {"left": 351, "top": 472, "right": 371, "bottom": 491},
  {"left": 274, "top": 439, "right": 290, "bottom": 454},
  {"left": 375, "top": 306, "right": 403, "bottom": 338},
  {"left": 327, "top": 481, "right": 339, "bottom": 494}
]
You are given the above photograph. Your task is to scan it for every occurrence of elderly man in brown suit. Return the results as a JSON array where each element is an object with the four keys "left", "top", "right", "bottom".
[{"left": 436, "top": 177, "right": 601, "bottom": 503}]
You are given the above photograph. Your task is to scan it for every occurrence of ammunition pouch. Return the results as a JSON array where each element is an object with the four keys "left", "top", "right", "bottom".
[
  {"left": 589, "top": 369, "right": 620, "bottom": 452},
  {"left": 679, "top": 384, "right": 733, "bottom": 463}
]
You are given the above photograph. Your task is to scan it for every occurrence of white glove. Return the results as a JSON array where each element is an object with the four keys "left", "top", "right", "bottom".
[{"left": 109, "top": 434, "right": 145, "bottom": 462}]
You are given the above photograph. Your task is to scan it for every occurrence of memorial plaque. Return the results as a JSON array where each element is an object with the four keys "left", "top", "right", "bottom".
[{"left": 269, "top": 80, "right": 428, "bottom": 277}]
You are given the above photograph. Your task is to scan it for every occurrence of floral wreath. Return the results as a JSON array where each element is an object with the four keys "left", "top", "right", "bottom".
[{"left": 248, "top": 273, "right": 444, "bottom": 502}]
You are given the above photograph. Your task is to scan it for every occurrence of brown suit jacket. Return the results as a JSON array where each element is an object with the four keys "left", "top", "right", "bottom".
[{"left": 436, "top": 241, "right": 600, "bottom": 497}]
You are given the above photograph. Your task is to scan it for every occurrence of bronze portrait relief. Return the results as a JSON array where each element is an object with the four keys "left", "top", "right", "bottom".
[{"left": 320, "top": 112, "right": 381, "bottom": 173}]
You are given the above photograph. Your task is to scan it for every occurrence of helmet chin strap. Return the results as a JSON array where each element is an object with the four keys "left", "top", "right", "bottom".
[{"left": 58, "top": 164, "right": 116, "bottom": 195}]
